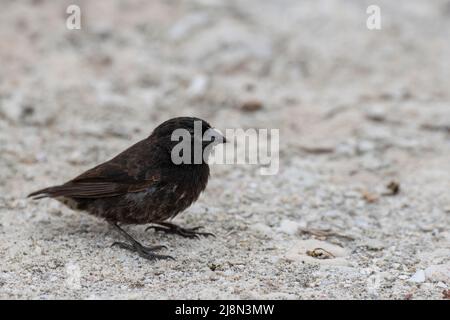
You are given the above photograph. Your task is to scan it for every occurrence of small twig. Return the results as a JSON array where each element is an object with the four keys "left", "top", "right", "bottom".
[
  {"left": 299, "top": 146, "right": 335, "bottom": 154},
  {"left": 421, "top": 123, "right": 450, "bottom": 134},
  {"left": 299, "top": 228, "right": 354, "bottom": 241}
]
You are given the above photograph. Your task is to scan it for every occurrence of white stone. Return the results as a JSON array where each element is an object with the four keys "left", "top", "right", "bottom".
[
  {"left": 250, "top": 223, "right": 273, "bottom": 237},
  {"left": 187, "top": 75, "right": 209, "bottom": 97},
  {"left": 169, "top": 13, "right": 210, "bottom": 40},
  {"left": 278, "top": 219, "right": 302, "bottom": 235},
  {"left": 409, "top": 270, "right": 425, "bottom": 283}
]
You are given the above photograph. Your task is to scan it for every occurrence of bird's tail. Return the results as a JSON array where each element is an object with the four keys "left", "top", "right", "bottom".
[{"left": 28, "top": 186, "right": 64, "bottom": 200}]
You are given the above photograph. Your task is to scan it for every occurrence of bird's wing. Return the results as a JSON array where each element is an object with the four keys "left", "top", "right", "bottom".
[
  {"left": 28, "top": 172, "right": 161, "bottom": 199},
  {"left": 28, "top": 178, "right": 159, "bottom": 199},
  {"left": 28, "top": 139, "right": 162, "bottom": 199}
]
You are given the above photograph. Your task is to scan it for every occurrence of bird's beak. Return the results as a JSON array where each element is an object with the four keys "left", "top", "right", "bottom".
[
  {"left": 205, "top": 128, "right": 227, "bottom": 144},
  {"left": 221, "top": 134, "right": 227, "bottom": 144},
  {"left": 213, "top": 128, "right": 227, "bottom": 144}
]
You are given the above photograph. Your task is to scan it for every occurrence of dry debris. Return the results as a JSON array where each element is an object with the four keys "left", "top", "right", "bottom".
[
  {"left": 299, "top": 146, "right": 335, "bottom": 154},
  {"left": 383, "top": 181, "right": 400, "bottom": 196},
  {"left": 306, "top": 248, "right": 336, "bottom": 259},
  {"left": 361, "top": 190, "right": 379, "bottom": 203},
  {"left": 298, "top": 228, "right": 354, "bottom": 241},
  {"left": 240, "top": 99, "right": 263, "bottom": 112}
]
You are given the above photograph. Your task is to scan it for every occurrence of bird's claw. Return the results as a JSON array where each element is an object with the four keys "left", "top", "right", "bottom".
[
  {"left": 146, "top": 223, "right": 215, "bottom": 239},
  {"left": 111, "top": 241, "right": 173, "bottom": 261},
  {"left": 111, "top": 241, "right": 167, "bottom": 252}
]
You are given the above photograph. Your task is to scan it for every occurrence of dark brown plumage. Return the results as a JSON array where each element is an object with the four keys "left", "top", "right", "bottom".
[{"left": 29, "top": 117, "right": 226, "bottom": 260}]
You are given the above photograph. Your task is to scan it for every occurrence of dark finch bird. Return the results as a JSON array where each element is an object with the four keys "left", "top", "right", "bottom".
[{"left": 29, "top": 117, "right": 226, "bottom": 260}]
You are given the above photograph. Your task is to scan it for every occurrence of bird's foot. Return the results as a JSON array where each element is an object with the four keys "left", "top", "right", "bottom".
[
  {"left": 146, "top": 222, "right": 215, "bottom": 239},
  {"left": 111, "top": 241, "right": 174, "bottom": 261},
  {"left": 109, "top": 222, "right": 174, "bottom": 261}
]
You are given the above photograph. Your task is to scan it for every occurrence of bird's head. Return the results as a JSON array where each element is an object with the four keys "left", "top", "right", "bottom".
[{"left": 150, "top": 117, "right": 226, "bottom": 164}]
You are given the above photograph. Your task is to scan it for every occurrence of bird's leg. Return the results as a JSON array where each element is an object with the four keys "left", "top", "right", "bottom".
[
  {"left": 109, "top": 222, "right": 174, "bottom": 261},
  {"left": 146, "top": 221, "right": 215, "bottom": 239}
]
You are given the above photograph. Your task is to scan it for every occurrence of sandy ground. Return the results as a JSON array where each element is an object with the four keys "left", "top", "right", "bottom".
[{"left": 1, "top": 0, "right": 450, "bottom": 299}]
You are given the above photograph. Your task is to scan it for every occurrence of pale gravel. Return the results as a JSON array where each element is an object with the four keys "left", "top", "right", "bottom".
[{"left": 0, "top": 0, "right": 449, "bottom": 299}]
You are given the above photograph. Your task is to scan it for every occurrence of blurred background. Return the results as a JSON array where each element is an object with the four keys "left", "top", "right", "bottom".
[{"left": 0, "top": 0, "right": 449, "bottom": 299}]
